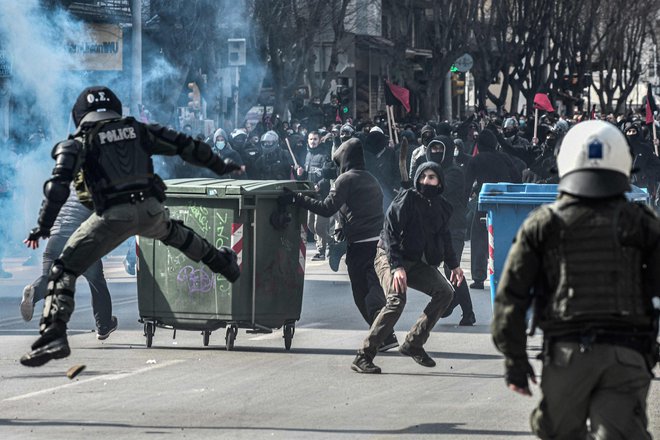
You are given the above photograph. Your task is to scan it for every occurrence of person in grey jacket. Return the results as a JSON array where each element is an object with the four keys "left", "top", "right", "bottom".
[{"left": 20, "top": 190, "right": 116, "bottom": 339}]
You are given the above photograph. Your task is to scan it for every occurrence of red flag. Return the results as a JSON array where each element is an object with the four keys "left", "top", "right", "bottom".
[
  {"left": 533, "top": 93, "right": 554, "bottom": 112},
  {"left": 385, "top": 81, "right": 411, "bottom": 113},
  {"left": 645, "top": 84, "right": 657, "bottom": 124}
]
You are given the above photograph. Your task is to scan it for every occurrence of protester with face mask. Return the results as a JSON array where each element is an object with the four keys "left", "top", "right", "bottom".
[
  {"left": 210, "top": 128, "right": 244, "bottom": 178},
  {"left": 351, "top": 161, "right": 464, "bottom": 373}
]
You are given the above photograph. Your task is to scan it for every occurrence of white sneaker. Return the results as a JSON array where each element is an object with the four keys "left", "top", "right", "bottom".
[{"left": 20, "top": 285, "right": 35, "bottom": 322}]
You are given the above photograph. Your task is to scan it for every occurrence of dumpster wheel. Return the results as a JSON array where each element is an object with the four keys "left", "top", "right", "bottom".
[
  {"left": 225, "top": 325, "right": 237, "bottom": 350},
  {"left": 144, "top": 322, "right": 155, "bottom": 348},
  {"left": 202, "top": 330, "right": 211, "bottom": 347},
  {"left": 283, "top": 323, "right": 295, "bottom": 351}
]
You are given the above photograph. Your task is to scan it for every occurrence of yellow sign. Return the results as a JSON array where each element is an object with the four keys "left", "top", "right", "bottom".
[{"left": 68, "top": 23, "right": 122, "bottom": 71}]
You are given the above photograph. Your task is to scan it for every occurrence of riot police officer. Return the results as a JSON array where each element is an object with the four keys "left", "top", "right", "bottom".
[
  {"left": 492, "top": 120, "right": 660, "bottom": 439},
  {"left": 253, "top": 130, "right": 292, "bottom": 180},
  {"left": 20, "top": 86, "right": 241, "bottom": 367}
]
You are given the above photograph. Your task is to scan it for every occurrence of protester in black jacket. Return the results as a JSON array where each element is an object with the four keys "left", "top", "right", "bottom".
[
  {"left": 280, "top": 138, "right": 397, "bottom": 351},
  {"left": 363, "top": 126, "right": 398, "bottom": 210},
  {"left": 464, "top": 129, "right": 520, "bottom": 290},
  {"left": 351, "top": 161, "right": 464, "bottom": 374}
]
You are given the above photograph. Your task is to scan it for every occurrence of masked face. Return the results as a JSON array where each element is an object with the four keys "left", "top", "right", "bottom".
[
  {"left": 417, "top": 169, "right": 441, "bottom": 198},
  {"left": 215, "top": 140, "right": 226, "bottom": 150}
]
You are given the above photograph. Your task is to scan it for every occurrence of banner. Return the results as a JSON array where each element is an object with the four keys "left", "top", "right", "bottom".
[{"left": 68, "top": 23, "right": 123, "bottom": 71}]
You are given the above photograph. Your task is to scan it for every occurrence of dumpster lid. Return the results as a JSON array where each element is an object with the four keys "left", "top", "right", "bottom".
[
  {"left": 479, "top": 183, "right": 558, "bottom": 205},
  {"left": 164, "top": 178, "right": 313, "bottom": 196},
  {"left": 478, "top": 183, "right": 649, "bottom": 206}
]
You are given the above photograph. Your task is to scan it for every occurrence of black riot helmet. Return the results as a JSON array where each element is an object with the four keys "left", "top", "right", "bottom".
[{"left": 71, "top": 86, "right": 122, "bottom": 127}]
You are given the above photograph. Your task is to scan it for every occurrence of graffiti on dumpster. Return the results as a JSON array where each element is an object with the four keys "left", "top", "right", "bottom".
[
  {"left": 188, "top": 204, "right": 210, "bottom": 236},
  {"left": 214, "top": 211, "right": 228, "bottom": 248},
  {"left": 177, "top": 265, "right": 214, "bottom": 295}
]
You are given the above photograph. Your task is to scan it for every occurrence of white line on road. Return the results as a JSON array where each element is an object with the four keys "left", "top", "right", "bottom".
[{"left": 3, "top": 359, "right": 184, "bottom": 402}]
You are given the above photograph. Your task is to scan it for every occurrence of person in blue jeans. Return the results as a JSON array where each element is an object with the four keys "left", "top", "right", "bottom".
[{"left": 20, "top": 191, "right": 117, "bottom": 340}]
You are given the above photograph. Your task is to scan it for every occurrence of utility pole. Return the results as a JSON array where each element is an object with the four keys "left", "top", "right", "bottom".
[{"left": 131, "top": 0, "right": 142, "bottom": 117}]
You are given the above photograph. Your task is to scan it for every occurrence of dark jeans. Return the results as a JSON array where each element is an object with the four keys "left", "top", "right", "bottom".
[
  {"left": 443, "top": 229, "right": 473, "bottom": 316},
  {"left": 470, "top": 210, "right": 488, "bottom": 282},
  {"left": 345, "top": 240, "right": 386, "bottom": 326},
  {"left": 30, "top": 231, "right": 113, "bottom": 329}
]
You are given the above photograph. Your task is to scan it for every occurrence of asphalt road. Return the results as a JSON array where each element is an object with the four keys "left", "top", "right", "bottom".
[{"left": 0, "top": 244, "right": 657, "bottom": 439}]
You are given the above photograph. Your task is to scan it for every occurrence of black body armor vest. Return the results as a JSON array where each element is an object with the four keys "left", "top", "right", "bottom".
[{"left": 539, "top": 198, "right": 653, "bottom": 332}]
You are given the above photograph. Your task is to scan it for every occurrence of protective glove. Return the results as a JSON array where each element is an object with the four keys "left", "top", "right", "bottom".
[
  {"left": 221, "top": 158, "right": 242, "bottom": 174},
  {"left": 505, "top": 358, "right": 536, "bottom": 391},
  {"left": 277, "top": 187, "right": 298, "bottom": 207},
  {"left": 27, "top": 226, "right": 50, "bottom": 241}
]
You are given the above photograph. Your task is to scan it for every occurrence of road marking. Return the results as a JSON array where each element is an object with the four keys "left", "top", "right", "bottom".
[
  {"left": 3, "top": 359, "right": 184, "bottom": 402},
  {"left": 0, "top": 297, "right": 137, "bottom": 327}
]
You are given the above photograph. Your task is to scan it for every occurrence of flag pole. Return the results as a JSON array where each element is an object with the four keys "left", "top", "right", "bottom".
[
  {"left": 653, "top": 113, "right": 658, "bottom": 156},
  {"left": 533, "top": 108, "right": 539, "bottom": 145},
  {"left": 388, "top": 105, "right": 399, "bottom": 144},
  {"left": 386, "top": 105, "right": 394, "bottom": 142}
]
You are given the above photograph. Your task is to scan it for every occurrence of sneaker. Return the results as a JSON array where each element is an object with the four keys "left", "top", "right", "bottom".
[
  {"left": 328, "top": 241, "right": 347, "bottom": 272},
  {"left": 459, "top": 311, "right": 476, "bottom": 326},
  {"left": 378, "top": 333, "right": 399, "bottom": 352},
  {"left": 311, "top": 253, "right": 326, "bottom": 261},
  {"left": 20, "top": 335, "right": 71, "bottom": 367},
  {"left": 399, "top": 343, "right": 436, "bottom": 367},
  {"left": 20, "top": 285, "right": 35, "bottom": 322},
  {"left": 123, "top": 258, "right": 136, "bottom": 275},
  {"left": 351, "top": 353, "right": 381, "bottom": 374},
  {"left": 97, "top": 316, "right": 118, "bottom": 340},
  {"left": 469, "top": 281, "right": 484, "bottom": 290}
]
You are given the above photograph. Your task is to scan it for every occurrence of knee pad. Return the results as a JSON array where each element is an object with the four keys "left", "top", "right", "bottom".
[
  {"left": 41, "top": 260, "right": 77, "bottom": 332},
  {"left": 202, "top": 246, "right": 240, "bottom": 283}
]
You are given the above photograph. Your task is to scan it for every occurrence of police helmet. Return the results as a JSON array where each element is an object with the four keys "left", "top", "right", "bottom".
[
  {"left": 260, "top": 130, "right": 280, "bottom": 152},
  {"left": 553, "top": 119, "right": 570, "bottom": 135},
  {"left": 557, "top": 120, "right": 632, "bottom": 198},
  {"left": 71, "top": 86, "right": 122, "bottom": 127}
]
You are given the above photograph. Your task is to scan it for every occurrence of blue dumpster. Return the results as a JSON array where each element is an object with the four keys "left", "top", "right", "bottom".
[{"left": 478, "top": 183, "right": 649, "bottom": 308}]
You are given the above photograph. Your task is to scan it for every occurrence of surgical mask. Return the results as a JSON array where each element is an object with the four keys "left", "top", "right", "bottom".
[
  {"left": 419, "top": 184, "right": 441, "bottom": 198},
  {"left": 215, "top": 140, "right": 226, "bottom": 150}
]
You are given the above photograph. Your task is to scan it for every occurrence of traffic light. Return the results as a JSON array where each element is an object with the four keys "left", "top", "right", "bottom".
[
  {"left": 451, "top": 72, "right": 465, "bottom": 96},
  {"left": 336, "top": 85, "right": 351, "bottom": 115},
  {"left": 187, "top": 82, "right": 201, "bottom": 111}
]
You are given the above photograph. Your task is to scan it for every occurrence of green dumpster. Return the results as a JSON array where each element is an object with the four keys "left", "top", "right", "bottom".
[{"left": 136, "top": 178, "right": 313, "bottom": 350}]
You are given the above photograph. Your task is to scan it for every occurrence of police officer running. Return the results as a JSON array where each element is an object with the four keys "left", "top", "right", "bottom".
[
  {"left": 20, "top": 86, "right": 241, "bottom": 367},
  {"left": 492, "top": 120, "right": 660, "bottom": 439}
]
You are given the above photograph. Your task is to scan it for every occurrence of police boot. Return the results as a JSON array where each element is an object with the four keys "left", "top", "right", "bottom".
[
  {"left": 21, "top": 261, "right": 76, "bottom": 367},
  {"left": 202, "top": 246, "right": 240, "bottom": 283}
]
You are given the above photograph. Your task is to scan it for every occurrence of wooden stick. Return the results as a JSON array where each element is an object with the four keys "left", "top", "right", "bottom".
[
  {"left": 653, "top": 115, "right": 659, "bottom": 156},
  {"left": 389, "top": 106, "right": 399, "bottom": 144},
  {"left": 284, "top": 137, "right": 299, "bottom": 169},
  {"left": 533, "top": 108, "right": 539, "bottom": 145},
  {"left": 386, "top": 105, "right": 394, "bottom": 141}
]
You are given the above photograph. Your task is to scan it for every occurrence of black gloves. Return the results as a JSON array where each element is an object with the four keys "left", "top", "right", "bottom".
[
  {"left": 277, "top": 187, "right": 299, "bottom": 206},
  {"left": 221, "top": 158, "right": 242, "bottom": 174},
  {"left": 27, "top": 226, "right": 50, "bottom": 242},
  {"left": 505, "top": 358, "right": 535, "bottom": 390}
]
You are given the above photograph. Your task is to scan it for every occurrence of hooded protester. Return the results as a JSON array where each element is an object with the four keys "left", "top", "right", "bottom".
[
  {"left": 625, "top": 121, "right": 660, "bottom": 204},
  {"left": 425, "top": 136, "right": 475, "bottom": 325},
  {"left": 278, "top": 138, "right": 397, "bottom": 351},
  {"left": 464, "top": 128, "right": 521, "bottom": 290},
  {"left": 408, "top": 124, "right": 436, "bottom": 179},
  {"left": 351, "top": 161, "right": 464, "bottom": 374},
  {"left": 209, "top": 128, "right": 244, "bottom": 178},
  {"left": 363, "top": 126, "right": 398, "bottom": 210}
]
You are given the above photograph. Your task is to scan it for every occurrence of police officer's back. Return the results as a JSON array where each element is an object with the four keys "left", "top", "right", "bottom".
[{"left": 492, "top": 120, "right": 660, "bottom": 439}]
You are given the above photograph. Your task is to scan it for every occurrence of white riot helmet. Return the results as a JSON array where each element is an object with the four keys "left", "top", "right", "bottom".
[{"left": 557, "top": 120, "right": 632, "bottom": 198}]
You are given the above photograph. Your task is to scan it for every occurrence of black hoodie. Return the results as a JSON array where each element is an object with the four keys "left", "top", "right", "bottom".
[
  {"left": 295, "top": 138, "right": 384, "bottom": 242},
  {"left": 426, "top": 136, "right": 467, "bottom": 231},
  {"left": 378, "top": 161, "right": 458, "bottom": 270}
]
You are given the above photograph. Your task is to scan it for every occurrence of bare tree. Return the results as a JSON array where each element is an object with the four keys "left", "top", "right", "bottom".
[{"left": 591, "top": 0, "right": 658, "bottom": 113}]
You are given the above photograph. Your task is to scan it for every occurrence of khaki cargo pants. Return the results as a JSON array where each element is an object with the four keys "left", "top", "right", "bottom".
[
  {"left": 360, "top": 248, "right": 454, "bottom": 360},
  {"left": 532, "top": 342, "right": 652, "bottom": 440}
]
